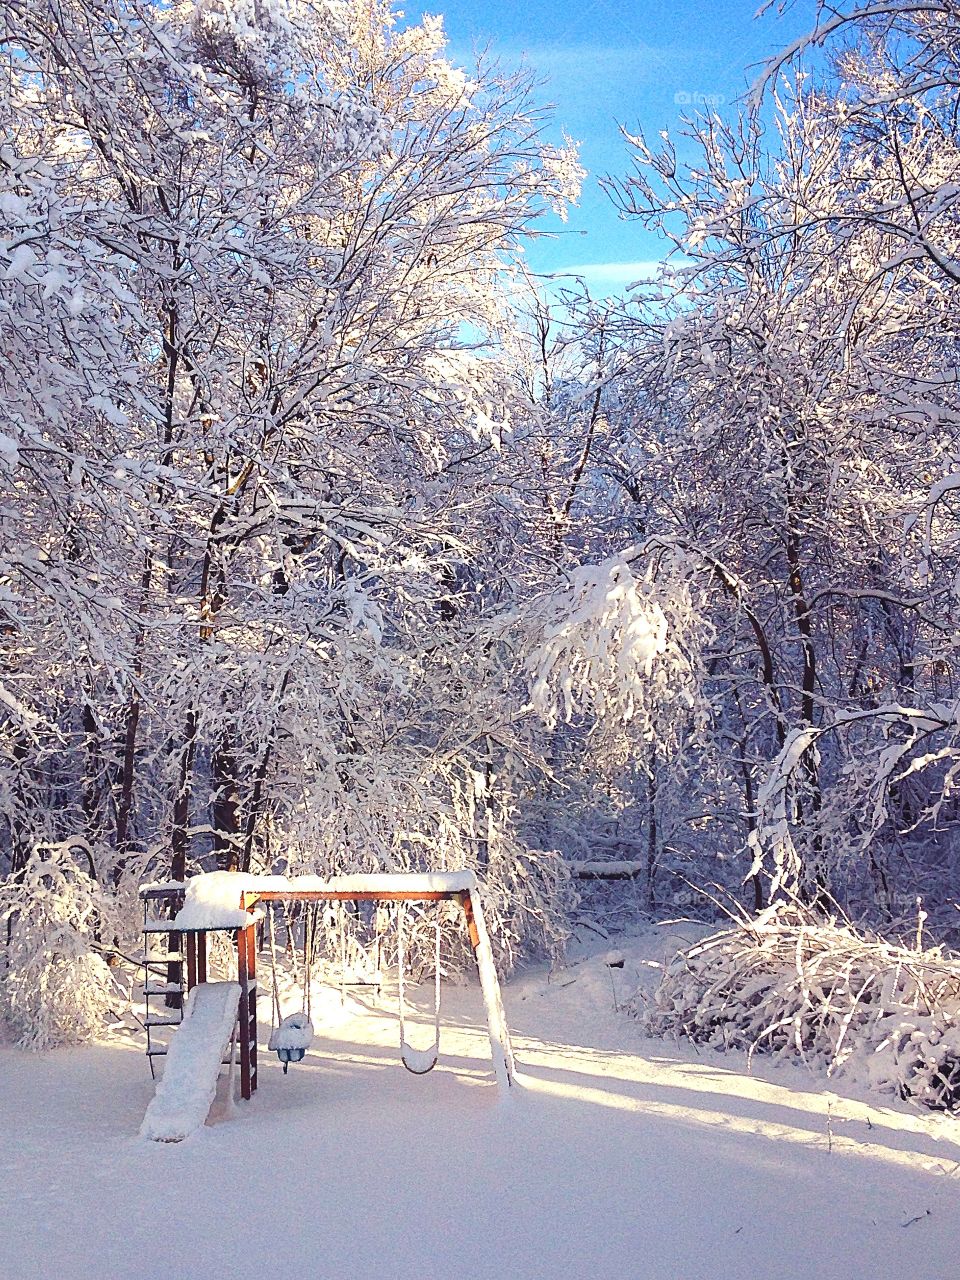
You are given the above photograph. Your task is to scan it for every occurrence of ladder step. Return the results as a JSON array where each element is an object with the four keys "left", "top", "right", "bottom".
[
  {"left": 143, "top": 921, "right": 180, "bottom": 933},
  {"left": 136, "top": 953, "right": 183, "bottom": 964},
  {"left": 145, "top": 1015, "right": 183, "bottom": 1027},
  {"left": 139, "top": 885, "right": 186, "bottom": 900},
  {"left": 144, "top": 982, "right": 185, "bottom": 995}
]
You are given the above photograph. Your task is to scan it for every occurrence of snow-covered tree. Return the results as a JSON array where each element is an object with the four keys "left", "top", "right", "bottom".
[
  {"left": 576, "top": 7, "right": 960, "bottom": 916},
  {"left": 0, "top": 0, "right": 584, "bottom": 1035}
]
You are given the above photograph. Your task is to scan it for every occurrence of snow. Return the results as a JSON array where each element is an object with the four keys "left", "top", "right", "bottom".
[
  {"left": 468, "top": 883, "right": 516, "bottom": 1089},
  {"left": 528, "top": 555, "right": 669, "bottom": 728},
  {"left": 140, "top": 981, "right": 240, "bottom": 1143},
  {"left": 171, "top": 870, "right": 480, "bottom": 930},
  {"left": 399, "top": 1042, "right": 439, "bottom": 1073},
  {"left": 139, "top": 880, "right": 187, "bottom": 894},
  {"left": 8, "top": 926, "right": 960, "bottom": 1278},
  {"left": 324, "top": 871, "right": 479, "bottom": 893},
  {"left": 267, "top": 1012, "right": 314, "bottom": 1053},
  {"left": 5, "top": 243, "right": 38, "bottom": 279},
  {"left": 171, "top": 872, "right": 280, "bottom": 929}
]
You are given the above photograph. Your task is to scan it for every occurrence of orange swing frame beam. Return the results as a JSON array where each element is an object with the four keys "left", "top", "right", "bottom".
[{"left": 234, "top": 885, "right": 515, "bottom": 1101}]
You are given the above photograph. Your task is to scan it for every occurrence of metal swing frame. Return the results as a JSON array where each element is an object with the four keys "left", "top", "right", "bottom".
[{"left": 236, "top": 878, "right": 515, "bottom": 1099}]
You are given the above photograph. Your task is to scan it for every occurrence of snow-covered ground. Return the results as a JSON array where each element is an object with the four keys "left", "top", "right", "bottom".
[{"left": 5, "top": 924, "right": 960, "bottom": 1280}]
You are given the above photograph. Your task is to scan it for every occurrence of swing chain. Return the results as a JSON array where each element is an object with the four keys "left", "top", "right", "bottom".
[{"left": 397, "top": 902, "right": 442, "bottom": 1075}]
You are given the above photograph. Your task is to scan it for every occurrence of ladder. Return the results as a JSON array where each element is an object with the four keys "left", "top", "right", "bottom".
[
  {"left": 139, "top": 884, "right": 187, "bottom": 1078},
  {"left": 137, "top": 883, "right": 252, "bottom": 1081}
]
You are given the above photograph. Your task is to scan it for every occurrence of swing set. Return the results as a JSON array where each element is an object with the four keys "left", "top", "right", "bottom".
[
  {"left": 141, "top": 871, "right": 515, "bottom": 1104},
  {"left": 265, "top": 897, "right": 443, "bottom": 1076}
]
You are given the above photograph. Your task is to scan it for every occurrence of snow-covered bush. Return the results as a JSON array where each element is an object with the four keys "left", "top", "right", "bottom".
[
  {"left": 0, "top": 843, "right": 122, "bottom": 1050},
  {"left": 640, "top": 904, "right": 960, "bottom": 1110},
  {"left": 467, "top": 840, "right": 574, "bottom": 975}
]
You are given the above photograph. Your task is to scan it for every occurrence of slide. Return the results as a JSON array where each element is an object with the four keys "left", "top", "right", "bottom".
[{"left": 141, "top": 981, "right": 241, "bottom": 1143}]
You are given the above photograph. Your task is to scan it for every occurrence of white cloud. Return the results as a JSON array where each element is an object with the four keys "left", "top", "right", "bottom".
[{"left": 548, "top": 260, "right": 664, "bottom": 288}]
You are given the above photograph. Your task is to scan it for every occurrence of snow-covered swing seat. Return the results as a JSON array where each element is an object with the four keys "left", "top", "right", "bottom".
[
  {"left": 265, "top": 901, "right": 315, "bottom": 1073},
  {"left": 167, "top": 869, "right": 516, "bottom": 1102}
]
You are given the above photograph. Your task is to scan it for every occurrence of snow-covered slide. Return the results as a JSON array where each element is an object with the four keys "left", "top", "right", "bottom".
[{"left": 140, "top": 981, "right": 240, "bottom": 1143}]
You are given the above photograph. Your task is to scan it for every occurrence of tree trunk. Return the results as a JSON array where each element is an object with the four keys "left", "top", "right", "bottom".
[
  {"left": 211, "top": 731, "right": 240, "bottom": 871},
  {"left": 785, "top": 526, "right": 827, "bottom": 907}
]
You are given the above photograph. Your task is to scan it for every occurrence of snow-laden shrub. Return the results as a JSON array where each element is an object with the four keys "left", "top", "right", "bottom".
[
  {"left": 0, "top": 842, "right": 122, "bottom": 1050},
  {"left": 639, "top": 904, "right": 960, "bottom": 1110}
]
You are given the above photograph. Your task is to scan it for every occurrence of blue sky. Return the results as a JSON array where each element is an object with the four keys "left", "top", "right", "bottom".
[{"left": 414, "top": 0, "right": 817, "bottom": 293}]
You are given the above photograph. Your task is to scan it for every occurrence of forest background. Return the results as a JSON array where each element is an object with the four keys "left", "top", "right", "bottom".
[{"left": 2, "top": 0, "right": 960, "bottom": 1052}]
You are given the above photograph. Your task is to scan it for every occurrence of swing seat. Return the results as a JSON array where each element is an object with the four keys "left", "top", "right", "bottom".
[
  {"left": 269, "top": 1011, "right": 314, "bottom": 1072},
  {"left": 400, "top": 1040, "right": 439, "bottom": 1075}
]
